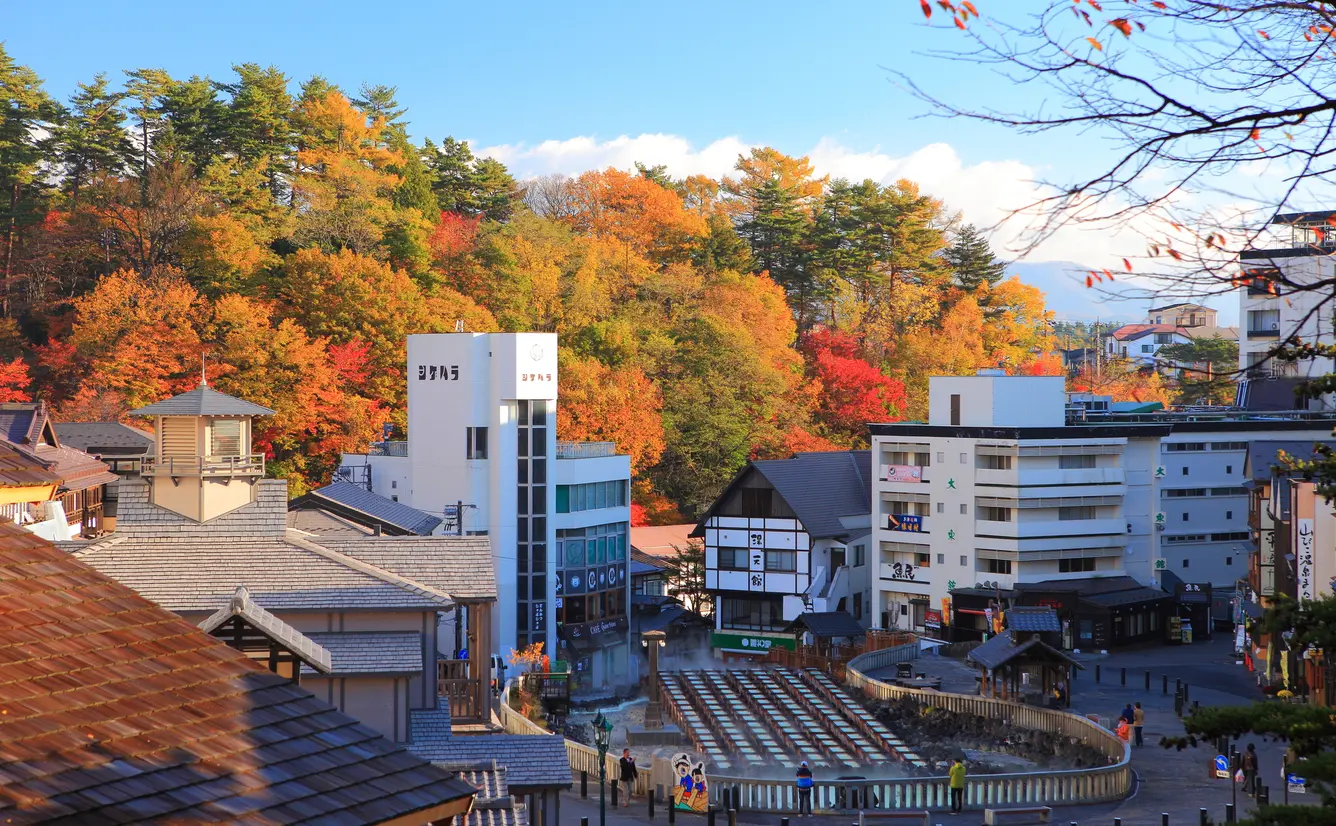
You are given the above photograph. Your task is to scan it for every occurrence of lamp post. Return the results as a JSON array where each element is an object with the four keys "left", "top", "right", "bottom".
[
  {"left": 593, "top": 711, "right": 613, "bottom": 826},
  {"left": 641, "top": 630, "right": 667, "bottom": 730}
]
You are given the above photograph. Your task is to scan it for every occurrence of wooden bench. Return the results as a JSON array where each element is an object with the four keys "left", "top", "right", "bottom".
[
  {"left": 857, "top": 812, "right": 929, "bottom": 826},
  {"left": 983, "top": 806, "right": 1053, "bottom": 825}
]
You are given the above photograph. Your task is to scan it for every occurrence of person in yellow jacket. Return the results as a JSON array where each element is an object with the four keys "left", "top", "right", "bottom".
[{"left": 949, "top": 758, "right": 967, "bottom": 814}]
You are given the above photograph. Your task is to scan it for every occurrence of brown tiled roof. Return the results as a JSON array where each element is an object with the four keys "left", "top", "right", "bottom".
[
  {"left": 0, "top": 441, "right": 61, "bottom": 489},
  {"left": 31, "top": 444, "right": 117, "bottom": 492},
  {"left": 0, "top": 523, "right": 478, "bottom": 825}
]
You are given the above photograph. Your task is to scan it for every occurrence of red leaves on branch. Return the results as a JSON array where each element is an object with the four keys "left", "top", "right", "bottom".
[
  {"left": 1123, "top": 258, "right": 1133, "bottom": 272},
  {"left": 921, "top": 0, "right": 932, "bottom": 18},
  {"left": 0, "top": 359, "right": 32, "bottom": 404},
  {"left": 1110, "top": 18, "right": 1132, "bottom": 37},
  {"left": 1087, "top": 37, "right": 1104, "bottom": 51}
]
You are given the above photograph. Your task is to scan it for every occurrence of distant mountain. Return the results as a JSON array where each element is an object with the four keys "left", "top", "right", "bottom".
[{"left": 1004, "top": 260, "right": 1239, "bottom": 326}]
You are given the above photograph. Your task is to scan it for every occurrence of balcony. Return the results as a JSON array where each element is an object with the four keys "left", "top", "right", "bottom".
[
  {"left": 884, "top": 514, "right": 930, "bottom": 535},
  {"left": 141, "top": 454, "right": 265, "bottom": 478},
  {"left": 370, "top": 440, "right": 408, "bottom": 457},
  {"left": 556, "top": 441, "right": 617, "bottom": 459},
  {"left": 1246, "top": 328, "right": 1281, "bottom": 340},
  {"left": 975, "top": 517, "right": 1126, "bottom": 539},
  {"left": 975, "top": 467, "right": 1125, "bottom": 488}
]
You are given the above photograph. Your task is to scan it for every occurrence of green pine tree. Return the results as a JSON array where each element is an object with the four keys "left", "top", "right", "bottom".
[
  {"left": 945, "top": 223, "right": 1007, "bottom": 291},
  {"left": 0, "top": 45, "right": 56, "bottom": 314},
  {"left": 52, "top": 73, "right": 130, "bottom": 204},
  {"left": 216, "top": 64, "right": 295, "bottom": 203}
]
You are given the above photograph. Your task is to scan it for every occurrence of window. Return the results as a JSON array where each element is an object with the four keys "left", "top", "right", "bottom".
[
  {"left": 1182, "top": 467, "right": 1189, "bottom": 476},
  {"left": 1058, "top": 454, "right": 1097, "bottom": 469},
  {"left": 853, "top": 592, "right": 863, "bottom": 620},
  {"left": 950, "top": 394, "right": 961, "bottom": 426},
  {"left": 981, "top": 506, "right": 1013, "bottom": 522},
  {"left": 853, "top": 544, "right": 866, "bottom": 567},
  {"left": 888, "top": 500, "right": 929, "bottom": 517},
  {"left": 1211, "top": 442, "right": 1247, "bottom": 451},
  {"left": 1058, "top": 506, "right": 1097, "bottom": 521},
  {"left": 979, "top": 454, "right": 1012, "bottom": 470},
  {"left": 936, "top": 502, "right": 944, "bottom": 514},
  {"left": 1141, "top": 344, "right": 1154, "bottom": 353},
  {"left": 1165, "top": 488, "right": 1205, "bottom": 498},
  {"left": 980, "top": 558, "right": 1013, "bottom": 574},
  {"left": 210, "top": 419, "right": 242, "bottom": 457},
  {"left": 556, "top": 481, "right": 629, "bottom": 514},
  {"left": 1225, "top": 511, "right": 1233, "bottom": 520},
  {"left": 960, "top": 504, "right": 968, "bottom": 515},
  {"left": 1166, "top": 534, "right": 1207, "bottom": 543},
  {"left": 741, "top": 488, "right": 773, "bottom": 518},
  {"left": 1182, "top": 512, "right": 1190, "bottom": 522},
  {"left": 391, "top": 495, "right": 399, "bottom": 502},
  {"left": 1225, "top": 465, "right": 1233, "bottom": 475},
  {"left": 1166, "top": 443, "right": 1206, "bottom": 452},
  {"left": 391, "top": 480, "right": 397, "bottom": 489},
  {"left": 959, "top": 453, "right": 968, "bottom": 464},
  {"left": 1226, "top": 556, "right": 1233, "bottom": 566},
  {"left": 465, "top": 426, "right": 488, "bottom": 459},
  {"left": 1059, "top": 558, "right": 1096, "bottom": 573},
  {"left": 1210, "top": 486, "right": 1248, "bottom": 496},
  {"left": 1211, "top": 531, "right": 1250, "bottom": 541},
  {"left": 1154, "top": 333, "right": 1174, "bottom": 345},
  {"left": 1248, "top": 308, "right": 1280, "bottom": 332},
  {"left": 720, "top": 596, "right": 785, "bottom": 630},
  {"left": 937, "top": 451, "right": 945, "bottom": 463},
  {"left": 765, "top": 550, "right": 797, "bottom": 572},
  {"left": 1182, "top": 558, "right": 1190, "bottom": 568},
  {"left": 917, "top": 553, "right": 931, "bottom": 567},
  {"left": 937, "top": 553, "right": 944, "bottom": 564},
  {"left": 959, "top": 555, "right": 968, "bottom": 566}
]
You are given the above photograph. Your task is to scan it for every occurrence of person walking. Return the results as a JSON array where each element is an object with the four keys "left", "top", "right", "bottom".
[
  {"left": 795, "top": 760, "right": 814, "bottom": 817},
  {"left": 1120, "top": 703, "right": 1135, "bottom": 725},
  {"left": 1242, "top": 743, "right": 1259, "bottom": 795},
  {"left": 618, "top": 749, "right": 638, "bottom": 807},
  {"left": 1133, "top": 702, "right": 1145, "bottom": 747},
  {"left": 949, "top": 758, "right": 967, "bottom": 814}
]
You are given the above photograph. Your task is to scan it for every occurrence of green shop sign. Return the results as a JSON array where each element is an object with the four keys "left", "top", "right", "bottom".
[{"left": 711, "top": 632, "right": 797, "bottom": 652}]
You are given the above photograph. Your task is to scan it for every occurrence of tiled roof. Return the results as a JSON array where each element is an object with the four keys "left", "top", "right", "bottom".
[
  {"left": 968, "top": 630, "right": 1083, "bottom": 671},
  {"left": 0, "top": 402, "right": 48, "bottom": 445},
  {"left": 409, "top": 707, "right": 453, "bottom": 753},
  {"left": 313, "top": 535, "right": 498, "bottom": 601},
  {"left": 785, "top": 610, "right": 865, "bottom": 639},
  {"left": 300, "top": 480, "right": 443, "bottom": 535},
  {"left": 301, "top": 632, "right": 423, "bottom": 676},
  {"left": 31, "top": 444, "right": 118, "bottom": 492},
  {"left": 407, "top": 726, "right": 572, "bottom": 790},
  {"left": 0, "top": 441, "right": 61, "bottom": 489},
  {"left": 630, "top": 524, "right": 696, "bottom": 557},
  {"left": 630, "top": 548, "right": 668, "bottom": 570},
  {"left": 287, "top": 507, "right": 374, "bottom": 536},
  {"left": 0, "top": 522, "right": 478, "bottom": 824},
  {"left": 131, "top": 384, "right": 275, "bottom": 417},
  {"left": 52, "top": 422, "right": 154, "bottom": 455},
  {"left": 1004, "top": 606, "right": 1062, "bottom": 633},
  {"left": 199, "top": 585, "right": 333, "bottom": 674},
  {"left": 1110, "top": 323, "right": 1179, "bottom": 342},
  {"left": 698, "top": 450, "right": 870, "bottom": 540},
  {"left": 66, "top": 480, "right": 497, "bottom": 612}
]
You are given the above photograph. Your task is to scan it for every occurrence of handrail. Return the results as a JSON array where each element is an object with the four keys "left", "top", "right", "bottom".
[{"left": 141, "top": 454, "right": 266, "bottom": 476}]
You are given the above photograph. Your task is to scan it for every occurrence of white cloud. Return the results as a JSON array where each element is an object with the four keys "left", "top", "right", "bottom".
[{"left": 475, "top": 133, "right": 1161, "bottom": 269}]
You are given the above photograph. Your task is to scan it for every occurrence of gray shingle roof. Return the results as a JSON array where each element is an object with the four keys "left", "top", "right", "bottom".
[
  {"left": 303, "top": 479, "right": 443, "bottom": 535},
  {"left": 301, "top": 631, "right": 424, "bottom": 676},
  {"left": 1244, "top": 439, "right": 1336, "bottom": 481},
  {"left": 53, "top": 422, "right": 154, "bottom": 455},
  {"left": 967, "top": 630, "right": 1083, "bottom": 671},
  {"left": 785, "top": 610, "right": 865, "bottom": 639},
  {"left": 131, "top": 384, "right": 276, "bottom": 417},
  {"left": 408, "top": 728, "right": 572, "bottom": 790},
  {"left": 287, "top": 507, "right": 375, "bottom": 536},
  {"left": 1004, "top": 607, "right": 1062, "bottom": 633},
  {"left": 199, "top": 585, "right": 333, "bottom": 674},
  {"left": 711, "top": 450, "right": 871, "bottom": 539},
  {"left": 315, "top": 535, "right": 498, "bottom": 601}
]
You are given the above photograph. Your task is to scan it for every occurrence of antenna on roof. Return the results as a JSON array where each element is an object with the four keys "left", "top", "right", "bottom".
[{"left": 200, "top": 355, "right": 208, "bottom": 388}]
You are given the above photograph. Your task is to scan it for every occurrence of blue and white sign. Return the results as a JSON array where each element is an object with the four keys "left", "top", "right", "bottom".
[
  {"left": 1214, "top": 755, "right": 1230, "bottom": 779},
  {"left": 1287, "top": 773, "right": 1307, "bottom": 794}
]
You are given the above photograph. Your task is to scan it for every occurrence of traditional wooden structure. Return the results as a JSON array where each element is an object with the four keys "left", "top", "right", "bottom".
[{"left": 967, "top": 630, "right": 1084, "bottom": 706}]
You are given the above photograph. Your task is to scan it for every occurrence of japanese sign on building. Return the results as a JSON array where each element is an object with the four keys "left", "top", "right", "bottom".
[
  {"left": 888, "top": 514, "right": 923, "bottom": 533},
  {"left": 880, "top": 464, "right": 923, "bottom": 483},
  {"left": 887, "top": 562, "right": 917, "bottom": 581},
  {"left": 1298, "top": 518, "right": 1315, "bottom": 601},
  {"left": 417, "top": 364, "right": 460, "bottom": 381}
]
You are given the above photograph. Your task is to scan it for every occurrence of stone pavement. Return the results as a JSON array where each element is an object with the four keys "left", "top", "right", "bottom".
[{"left": 554, "top": 636, "right": 1317, "bottom": 825}]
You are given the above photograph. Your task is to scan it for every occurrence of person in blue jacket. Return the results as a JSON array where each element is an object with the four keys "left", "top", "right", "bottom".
[{"left": 795, "top": 761, "right": 814, "bottom": 816}]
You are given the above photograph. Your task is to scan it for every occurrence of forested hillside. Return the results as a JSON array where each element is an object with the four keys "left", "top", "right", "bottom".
[{"left": 0, "top": 50, "right": 1059, "bottom": 518}]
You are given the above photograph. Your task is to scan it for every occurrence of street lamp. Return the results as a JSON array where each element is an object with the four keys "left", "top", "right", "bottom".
[
  {"left": 641, "top": 630, "right": 667, "bottom": 730},
  {"left": 593, "top": 711, "right": 613, "bottom": 826}
]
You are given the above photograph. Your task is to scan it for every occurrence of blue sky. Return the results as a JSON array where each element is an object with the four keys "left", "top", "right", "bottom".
[{"left": 3, "top": 1, "right": 1235, "bottom": 322}]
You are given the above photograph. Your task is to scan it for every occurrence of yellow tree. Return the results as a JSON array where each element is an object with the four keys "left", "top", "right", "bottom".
[
  {"left": 556, "top": 351, "right": 666, "bottom": 475},
  {"left": 980, "top": 276, "right": 1056, "bottom": 371},
  {"left": 564, "top": 168, "right": 706, "bottom": 267}
]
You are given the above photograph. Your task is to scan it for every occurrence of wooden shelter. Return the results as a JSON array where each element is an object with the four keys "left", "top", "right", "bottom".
[{"left": 967, "top": 630, "right": 1084, "bottom": 707}]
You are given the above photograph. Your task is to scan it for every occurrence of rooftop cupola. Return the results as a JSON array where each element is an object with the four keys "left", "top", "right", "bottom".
[{"left": 131, "top": 383, "right": 275, "bottom": 522}]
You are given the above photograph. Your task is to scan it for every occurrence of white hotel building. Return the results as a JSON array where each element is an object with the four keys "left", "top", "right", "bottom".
[{"left": 339, "top": 333, "right": 633, "bottom": 687}]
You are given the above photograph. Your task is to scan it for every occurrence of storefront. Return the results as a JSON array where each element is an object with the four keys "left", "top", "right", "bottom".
[
  {"left": 947, "top": 588, "right": 1009, "bottom": 643},
  {"left": 709, "top": 630, "right": 797, "bottom": 662},
  {"left": 1173, "top": 581, "right": 1214, "bottom": 642},
  {"left": 1014, "top": 577, "right": 1171, "bottom": 649}
]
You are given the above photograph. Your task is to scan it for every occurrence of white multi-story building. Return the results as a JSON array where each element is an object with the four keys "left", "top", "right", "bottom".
[
  {"left": 1104, "top": 303, "right": 1237, "bottom": 368},
  {"left": 693, "top": 451, "right": 873, "bottom": 656},
  {"left": 339, "top": 333, "right": 633, "bottom": 687},
  {"left": 1239, "top": 212, "right": 1336, "bottom": 380},
  {"left": 871, "top": 375, "right": 1162, "bottom": 640}
]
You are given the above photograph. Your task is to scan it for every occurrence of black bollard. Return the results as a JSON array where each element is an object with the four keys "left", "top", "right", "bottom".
[
  {"left": 1121, "top": 667, "right": 1126, "bottom": 686},
  {"left": 581, "top": 819, "right": 589, "bottom": 826},
  {"left": 1096, "top": 664, "right": 1101, "bottom": 683},
  {"left": 727, "top": 809, "right": 737, "bottom": 826},
  {"left": 1115, "top": 818, "right": 1122, "bottom": 826},
  {"left": 1226, "top": 803, "right": 1235, "bottom": 823},
  {"left": 1193, "top": 700, "right": 1200, "bottom": 713},
  {"left": 1145, "top": 670, "right": 1151, "bottom": 690},
  {"left": 668, "top": 795, "right": 676, "bottom": 824},
  {"left": 1184, "top": 684, "right": 1190, "bottom": 704},
  {"left": 581, "top": 770, "right": 588, "bottom": 799},
  {"left": 1200, "top": 808, "right": 1209, "bottom": 826},
  {"left": 708, "top": 809, "right": 717, "bottom": 826},
  {"left": 612, "top": 778, "right": 619, "bottom": 807},
  {"left": 1163, "top": 813, "right": 1170, "bottom": 826},
  {"left": 780, "top": 819, "right": 788, "bottom": 826},
  {"left": 1163, "top": 674, "right": 1168, "bottom": 695},
  {"left": 648, "top": 786, "right": 655, "bottom": 819},
  {"left": 1176, "top": 678, "right": 1182, "bottom": 695},
  {"left": 1258, "top": 784, "right": 1270, "bottom": 805}
]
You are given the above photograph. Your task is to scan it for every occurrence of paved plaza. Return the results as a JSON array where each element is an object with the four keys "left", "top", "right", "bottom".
[{"left": 557, "top": 635, "right": 1316, "bottom": 825}]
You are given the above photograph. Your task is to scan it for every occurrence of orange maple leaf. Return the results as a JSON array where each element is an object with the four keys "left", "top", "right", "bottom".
[
  {"left": 1123, "top": 258, "right": 1133, "bottom": 272},
  {"left": 1110, "top": 18, "right": 1132, "bottom": 36},
  {"left": 1168, "top": 248, "right": 1183, "bottom": 261},
  {"left": 1086, "top": 274, "right": 1094, "bottom": 288},
  {"left": 1088, "top": 0, "right": 1102, "bottom": 9},
  {"left": 921, "top": 0, "right": 932, "bottom": 18},
  {"left": 1250, "top": 127, "right": 1261, "bottom": 140},
  {"left": 961, "top": 1, "right": 978, "bottom": 16},
  {"left": 1258, "top": 30, "right": 1269, "bottom": 40},
  {"left": 1150, "top": 1, "right": 1167, "bottom": 8},
  {"left": 1087, "top": 37, "right": 1104, "bottom": 50},
  {"left": 955, "top": 15, "right": 967, "bottom": 29}
]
